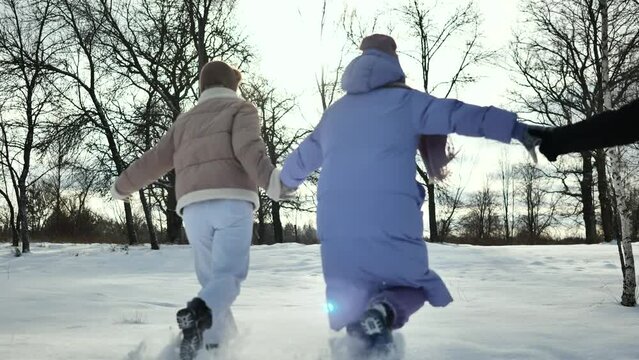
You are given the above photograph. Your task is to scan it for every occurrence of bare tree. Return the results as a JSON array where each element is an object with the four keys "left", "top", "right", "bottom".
[
  {"left": 137, "top": 110, "right": 160, "bottom": 250},
  {"left": 241, "top": 78, "right": 310, "bottom": 244},
  {"left": 38, "top": 133, "right": 105, "bottom": 239},
  {"left": 317, "top": 0, "right": 346, "bottom": 112},
  {"left": 0, "top": 0, "right": 59, "bottom": 252},
  {"left": 31, "top": 136, "right": 72, "bottom": 238},
  {"left": 184, "top": 0, "right": 220, "bottom": 72},
  {"left": 67, "top": 160, "right": 98, "bottom": 219},
  {"left": 498, "top": 151, "right": 516, "bottom": 241},
  {"left": 512, "top": 0, "right": 639, "bottom": 244},
  {"left": 341, "top": 6, "right": 380, "bottom": 49},
  {"left": 114, "top": 89, "right": 163, "bottom": 249},
  {"left": 461, "top": 182, "right": 500, "bottom": 240},
  {"left": 97, "top": 0, "right": 251, "bottom": 243},
  {"left": 398, "top": 0, "right": 495, "bottom": 242},
  {"left": 18, "top": 0, "right": 144, "bottom": 246},
  {"left": 316, "top": 61, "right": 344, "bottom": 112},
  {"left": 435, "top": 181, "right": 465, "bottom": 240},
  {"left": 515, "top": 163, "right": 560, "bottom": 240}
]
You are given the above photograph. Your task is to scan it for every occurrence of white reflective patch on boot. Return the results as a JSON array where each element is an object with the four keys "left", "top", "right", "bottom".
[
  {"left": 361, "top": 316, "right": 384, "bottom": 335},
  {"left": 177, "top": 313, "right": 195, "bottom": 329}
]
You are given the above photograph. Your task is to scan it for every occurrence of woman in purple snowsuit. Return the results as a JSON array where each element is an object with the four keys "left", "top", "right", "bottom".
[{"left": 280, "top": 34, "right": 539, "bottom": 354}]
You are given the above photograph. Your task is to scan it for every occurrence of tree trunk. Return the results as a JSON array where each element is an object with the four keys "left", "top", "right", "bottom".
[
  {"left": 503, "top": 204, "right": 510, "bottom": 241},
  {"left": 427, "top": 183, "right": 438, "bottom": 242},
  {"left": 611, "top": 150, "right": 637, "bottom": 306},
  {"left": 18, "top": 184, "right": 30, "bottom": 253},
  {"left": 102, "top": 113, "right": 138, "bottom": 247},
  {"left": 595, "top": 149, "right": 615, "bottom": 241},
  {"left": 123, "top": 202, "right": 137, "bottom": 246},
  {"left": 139, "top": 188, "right": 159, "bottom": 250},
  {"left": 599, "top": 0, "right": 635, "bottom": 306},
  {"left": 581, "top": 151, "right": 598, "bottom": 243},
  {"left": 257, "top": 204, "right": 265, "bottom": 245},
  {"left": 0, "top": 190, "right": 18, "bottom": 246},
  {"left": 9, "top": 208, "right": 18, "bottom": 247},
  {"left": 18, "top": 89, "right": 36, "bottom": 253},
  {"left": 165, "top": 171, "right": 183, "bottom": 244},
  {"left": 417, "top": 165, "right": 438, "bottom": 242},
  {"left": 272, "top": 201, "right": 283, "bottom": 243},
  {"left": 14, "top": 212, "right": 21, "bottom": 247},
  {"left": 10, "top": 222, "right": 18, "bottom": 247}
]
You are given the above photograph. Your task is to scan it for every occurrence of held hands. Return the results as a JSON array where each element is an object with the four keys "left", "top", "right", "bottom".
[
  {"left": 516, "top": 123, "right": 554, "bottom": 163},
  {"left": 266, "top": 168, "right": 298, "bottom": 202},
  {"left": 527, "top": 125, "right": 556, "bottom": 162}
]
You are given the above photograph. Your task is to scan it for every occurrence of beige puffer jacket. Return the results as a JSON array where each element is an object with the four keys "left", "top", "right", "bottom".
[{"left": 113, "top": 87, "right": 279, "bottom": 214}]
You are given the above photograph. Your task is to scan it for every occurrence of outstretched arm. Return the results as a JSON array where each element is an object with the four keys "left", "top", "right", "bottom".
[
  {"left": 281, "top": 127, "right": 323, "bottom": 189},
  {"left": 539, "top": 99, "right": 639, "bottom": 161},
  {"left": 412, "top": 93, "right": 518, "bottom": 143},
  {"left": 113, "top": 127, "right": 175, "bottom": 199}
]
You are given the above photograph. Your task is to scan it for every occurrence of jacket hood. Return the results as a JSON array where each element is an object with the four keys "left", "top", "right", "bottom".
[{"left": 341, "top": 49, "right": 406, "bottom": 94}]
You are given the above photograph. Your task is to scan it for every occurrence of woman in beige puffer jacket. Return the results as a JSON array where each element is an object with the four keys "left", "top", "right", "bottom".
[{"left": 111, "top": 61, "right": 291, "bottom": 359}]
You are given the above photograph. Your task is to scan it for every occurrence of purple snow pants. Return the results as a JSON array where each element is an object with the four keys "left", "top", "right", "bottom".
[
  {"left": 372, "top": 287, "right": 426, "bottom": 329},
  {"left": 326, "top": 280, "right": 427, "bottom": 330}
]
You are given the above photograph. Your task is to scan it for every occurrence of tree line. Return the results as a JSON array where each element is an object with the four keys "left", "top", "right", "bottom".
[{"left": 1, "top": 0, "right": 637, "bottom": 254}]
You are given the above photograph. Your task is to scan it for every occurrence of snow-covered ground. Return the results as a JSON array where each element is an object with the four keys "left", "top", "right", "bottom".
[{"left": 1, "top": 242, "right": 637, "bottom": 360}]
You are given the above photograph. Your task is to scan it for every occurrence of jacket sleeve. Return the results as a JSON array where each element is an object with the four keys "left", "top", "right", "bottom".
[
  {"left": 232, "top": 102, "right": 276, "bottom": 189},
  {"left": 411, "top": 92, "right": 517, "bottom": 143},
  {"left": 115, "top": 126, "right": 176, "bottom": 196},
  {"left": 280, "top": 125, "right": 323, "bottom": 189},
  {"left": 541, "top": 98, "right": 639, "bottom": 158}
]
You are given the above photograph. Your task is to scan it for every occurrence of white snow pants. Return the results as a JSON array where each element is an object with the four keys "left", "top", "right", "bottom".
[{"left": 182, "top": 199, "right": 254, "bottom": 345}]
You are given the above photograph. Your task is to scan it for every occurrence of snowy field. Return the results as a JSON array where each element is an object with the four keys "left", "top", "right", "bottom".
[{"left": 1, "top": 242, "right": 638, "bottom": 360}]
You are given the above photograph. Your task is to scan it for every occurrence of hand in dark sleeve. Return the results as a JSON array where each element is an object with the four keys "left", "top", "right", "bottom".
[{"left": 536, "top": 99, "right": 639, "bottom": 161}]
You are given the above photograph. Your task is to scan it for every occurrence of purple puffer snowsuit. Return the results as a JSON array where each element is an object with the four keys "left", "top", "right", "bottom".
[{"left": 281, "top": 49, "right": 519, "bottom": 330}]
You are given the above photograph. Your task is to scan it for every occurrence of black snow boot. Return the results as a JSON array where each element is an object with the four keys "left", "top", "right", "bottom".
[
  {"left": 346, "top": 302, "right": 396, "bottom": 357},
  {"left": 176, "top": 297, "right": 213, "bottom": 360}
]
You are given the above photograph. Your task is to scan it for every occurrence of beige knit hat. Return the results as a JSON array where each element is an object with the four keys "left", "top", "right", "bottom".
[
  {"left": 199, "top": 61, "right": 242, "bottom": 93},
  {"left": 360, "top": 34, "right": 398, "bottom": 57}
]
